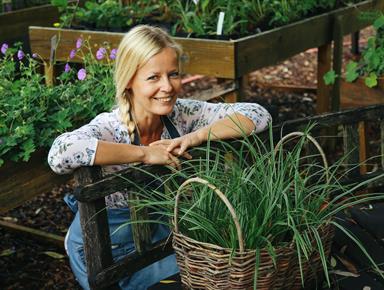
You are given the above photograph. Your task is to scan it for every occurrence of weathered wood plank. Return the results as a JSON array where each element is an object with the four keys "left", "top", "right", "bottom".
[
  {"left": 0, "top": 220, "right": 65, "bottom": 248},
  {"left": 127, "top": 192, "right": 152, "bottom": 254},
  {"left": 358, "top": 121, "right": 368, "bottom": 175},
  {"left": 341, "top": 78, "right": 384, "bottom": 109},
  {"left": 343, "top": 123, "right": 360, "bottom": 178},
  {"left": 73, "top": 165, "right": 170, "bottom": 202},
  {"left": 94, "top": 238, "right": 173, "bottom": 288},
  {"left": 0, "top": 151, "right": 71, "bottom": 213},
  {"left": 381, "top": 120, "right": 384, "bottom": 169},
  {"left": 29, "top": 27, "right": 235, "bottom": 78},
  {"left": 317, "top": 44, "right": 332, "bottom": 114},
  {"left": 0, "top": 4, "right": 59, "bottom": 44},
  {"left": 331, "top": 15, "right": 343, "bottom": 112},
  {"left": 275, "top": 104, "right": 384, "bottom": 134},
  {"left": 74, "top": 167, "right": 119, "bottom": 290},
  {"left": 235, "top": 0, "right": 384, "bottom": 76}
]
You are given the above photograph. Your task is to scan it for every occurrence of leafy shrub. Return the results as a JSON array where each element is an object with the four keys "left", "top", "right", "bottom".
[
  {"left": 324, "top": 13, "right": 384, "bottom": 88},
  {"left": 0, "top": 39, "right": 115, "bottom": 166},
  {"left": 53, "top": 0, "right": 171, "bottom": 31}
]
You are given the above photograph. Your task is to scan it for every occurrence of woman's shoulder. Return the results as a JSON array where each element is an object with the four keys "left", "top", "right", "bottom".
[
  {"left": 172, "top": 98, "right": 205, "bottom": 115},
  {"left": 89, "top": 107, "right": 121, "bottom": 125}
]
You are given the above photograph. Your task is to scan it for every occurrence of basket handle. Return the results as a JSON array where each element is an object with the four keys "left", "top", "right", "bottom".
[
  {"left": 274, "top": 132, "right": 329, "bottom": 183},
  {"left": 174, "top": 177, "right": 245, "bottom": 253}
]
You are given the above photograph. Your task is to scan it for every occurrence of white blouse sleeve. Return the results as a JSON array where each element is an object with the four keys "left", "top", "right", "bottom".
[
  {"left": 47, "top": 110, "right": 128, "bottom": 174},
  {"left": 173, "top": 99, "right": 271, "bottom": 134}
]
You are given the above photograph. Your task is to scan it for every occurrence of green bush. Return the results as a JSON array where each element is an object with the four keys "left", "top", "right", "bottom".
[{"left": 0, "top": 40, "right": 115, "bottom": 166}]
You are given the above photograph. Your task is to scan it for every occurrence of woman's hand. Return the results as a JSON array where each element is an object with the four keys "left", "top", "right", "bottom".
[
  {"left": 141, "top": 145, "right": 191, "bottom": 169},
  {"left": 149, "top": 131, "right": 203, "bottom": 156}
]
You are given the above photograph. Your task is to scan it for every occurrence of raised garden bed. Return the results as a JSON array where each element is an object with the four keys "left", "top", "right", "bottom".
[
  {"left": 29, "top": 0, "right": 384, "bottom": 109},
  {"left": 0, "top": 150, "right": 70, "bottom": 214},
  {"left": 0, "top": 3, "right": 59, "bottom": 47}
]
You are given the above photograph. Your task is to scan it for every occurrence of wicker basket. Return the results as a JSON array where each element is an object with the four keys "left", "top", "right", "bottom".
[
  {"left": 172, "top": 133, "right": 334, "bottom": 290},
  {"left": 173, "top": 178, "right": 334, "bottom": 290}
]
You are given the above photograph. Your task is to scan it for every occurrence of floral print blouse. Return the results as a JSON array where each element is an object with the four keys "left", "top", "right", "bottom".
[{"left": 48, "top": 98, "right": 271, "bottom": 208}]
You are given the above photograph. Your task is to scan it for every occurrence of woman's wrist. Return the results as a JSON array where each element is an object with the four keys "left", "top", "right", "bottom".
[{"left": 195, "top": 128, "right": 208, "bottom": 144}]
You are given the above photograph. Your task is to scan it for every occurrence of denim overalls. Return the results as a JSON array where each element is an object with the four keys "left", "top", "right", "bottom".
[{"left": 64, "top": 116, "right": 180, "bottom": 290}]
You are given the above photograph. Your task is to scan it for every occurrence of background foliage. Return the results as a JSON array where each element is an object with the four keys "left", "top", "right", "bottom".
[
  {"left": 0, "top": 41, "right": 115, "bottom": 166},
  {"left": 52, "top": 0, "right": 366, "bottom": 37}
]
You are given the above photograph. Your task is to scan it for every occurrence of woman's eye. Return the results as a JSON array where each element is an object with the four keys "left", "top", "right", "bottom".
[
  {"left": 169, "top": 71, "right": 180, "bottom": 78},
  {"left": 147, "top": 75, "right": 159, "bottom": 81}
]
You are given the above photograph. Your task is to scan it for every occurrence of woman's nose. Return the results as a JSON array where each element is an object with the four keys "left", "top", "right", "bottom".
[{"left": 160, "top": 77, "right": 173, "bottom": 93}]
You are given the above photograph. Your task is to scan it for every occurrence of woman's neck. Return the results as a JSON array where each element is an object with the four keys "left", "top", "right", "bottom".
[{"left": 134, "top": 113, "right": 164, "bottom": 145}]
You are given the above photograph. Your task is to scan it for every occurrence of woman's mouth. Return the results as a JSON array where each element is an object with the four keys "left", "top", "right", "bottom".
[{"left": 154, "top": 97, "right": 172, "bottom": 103}]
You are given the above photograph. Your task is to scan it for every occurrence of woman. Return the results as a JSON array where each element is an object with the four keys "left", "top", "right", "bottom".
[{"left": 48, "top": 25, "right": 271, "bottom": 290}]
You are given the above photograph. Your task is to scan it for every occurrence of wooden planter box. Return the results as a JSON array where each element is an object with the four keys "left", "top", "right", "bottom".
[
  {"left": 29, "top": 0, "right": 383, "bottom": 79},
  {"left": 0, "top": 150, "right": 70, "bottom": 213},
  {"left": 341, "top": 78, "right": 384, "bottom": 109},
  {"left": 0, "top": 4, "right": 59, "bottom": 46}
]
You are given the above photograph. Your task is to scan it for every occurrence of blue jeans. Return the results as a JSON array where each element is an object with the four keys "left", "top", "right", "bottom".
[{"left": 64, "top": 195, "right": 179, "bottom": 290}]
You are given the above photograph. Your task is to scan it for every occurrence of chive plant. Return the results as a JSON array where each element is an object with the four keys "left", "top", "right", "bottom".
[{"left": 119, "top": 124, "right": 384, "bottom": 286}]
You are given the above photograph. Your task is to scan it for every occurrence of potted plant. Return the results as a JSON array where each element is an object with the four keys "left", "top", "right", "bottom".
[
  {"left": 122, "top": 126, "right": 384, "bottom": 289},
  {"left": 0, "top": 39, "right": 115, "bottom": 212},
  {"left": 324, "top": 13, "right": 384, "bottom": 109}
]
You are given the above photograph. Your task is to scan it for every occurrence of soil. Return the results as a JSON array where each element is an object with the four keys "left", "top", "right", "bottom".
[{"left": 0, "top": 28, "right": 376, "bottom": 290}]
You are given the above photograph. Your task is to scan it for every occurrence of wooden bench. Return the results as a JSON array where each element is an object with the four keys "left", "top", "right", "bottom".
[{"left": 73, "top": 104, "right": 384, "bottom": 290}]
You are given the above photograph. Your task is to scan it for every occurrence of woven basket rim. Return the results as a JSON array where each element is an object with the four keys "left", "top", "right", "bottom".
[{"left": 173, "top": 221, "right": 333, "bottom": 254}]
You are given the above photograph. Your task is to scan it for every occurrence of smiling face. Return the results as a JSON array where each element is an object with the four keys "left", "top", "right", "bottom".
[{"left": 128, "top": 47, "right": 182, "bottom": 119}]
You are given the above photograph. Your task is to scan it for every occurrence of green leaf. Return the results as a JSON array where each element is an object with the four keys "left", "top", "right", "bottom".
[
  {"left": 323, "top": 70, "right": 337, "bottom": 85},
  {"left": 0, "top": 248, "right": 16, "bottom": 257},
  {"left": 373, "top": 15, "right": 384, "bottom": 30},
  {"left": 51, "top": 0, "right": 67, "bottom": 8},
  {"left": 20, "top": 139, "right": 36, "bottom": 162},
  {"left": 331, "top": 256, "right": 337, "bottom": 267},
  {"left": 345, "top": 61, "right": 359, "bottom": 83},
  {"left": 42, "top": 251, "right": 65, "bottom": 259},
  {"left": 365, "top": 73, "right": 378, "bottom": 88}
]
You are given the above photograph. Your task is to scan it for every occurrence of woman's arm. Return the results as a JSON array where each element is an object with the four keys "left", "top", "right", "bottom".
[
  {"left": 151, "top": 100, "right": 271, "bottom": 155},
  {"left": 48, "top": 111, "right": 185, "bottom": 174},
  {"left": 94, "top": 140, "right": 184, "bottom": 169}
]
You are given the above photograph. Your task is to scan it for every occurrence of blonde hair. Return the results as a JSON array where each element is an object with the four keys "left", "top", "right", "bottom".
[{"left": 114, "top": 25, "right": 182, "bottom": 142}]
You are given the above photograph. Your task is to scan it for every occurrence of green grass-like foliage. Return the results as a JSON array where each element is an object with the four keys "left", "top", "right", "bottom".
[
  {"left": 0, "top": 41, "right": 115, "bottom": 166},
  {"left": 119, "top": 124, "right": 384, "bottom": 287}
]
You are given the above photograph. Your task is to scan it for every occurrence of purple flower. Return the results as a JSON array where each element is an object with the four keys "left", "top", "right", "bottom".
[
  {"left": 77, "top": 68, "right": 86, "bottom": 80},
  {"left": 69, "top": 49, "right": 76, "bottom": 59},
  {"left": 110, "top": 48, "right": 117, "bottom": 60},
  {"left": 17, "top": 50, "right": 25, "bottom": 60},
  {"left": 32, "top": 53, "right": 38, "bottom": 58},
  {"left": 1, "top": 43, "right": 8, "bottom": 55},
  {"left": 76, "top": 38, "right": 83, "bottom": 49},
  {"left": 64, "top": 63, "right": 71, "bottom": 72},
  {"left": 96, "top": 47, "right": 107, "bottom": 60}
]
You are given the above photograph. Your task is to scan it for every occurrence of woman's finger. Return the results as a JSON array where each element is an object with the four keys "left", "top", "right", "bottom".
[
  {"left": 181, "top": 151, "right": 192, "bottom": 159},
  {"left": 168, "top": 154, "right": 180, "bottom": 170},
  {"left": 167, "top": 139, "right": 181, "bottom": 152},
  {"left": 149, "top": 140, "right": 171, "bottom": 147},
  {"left": 177, "top": 141, "right": 190, "bottom": 155}
]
